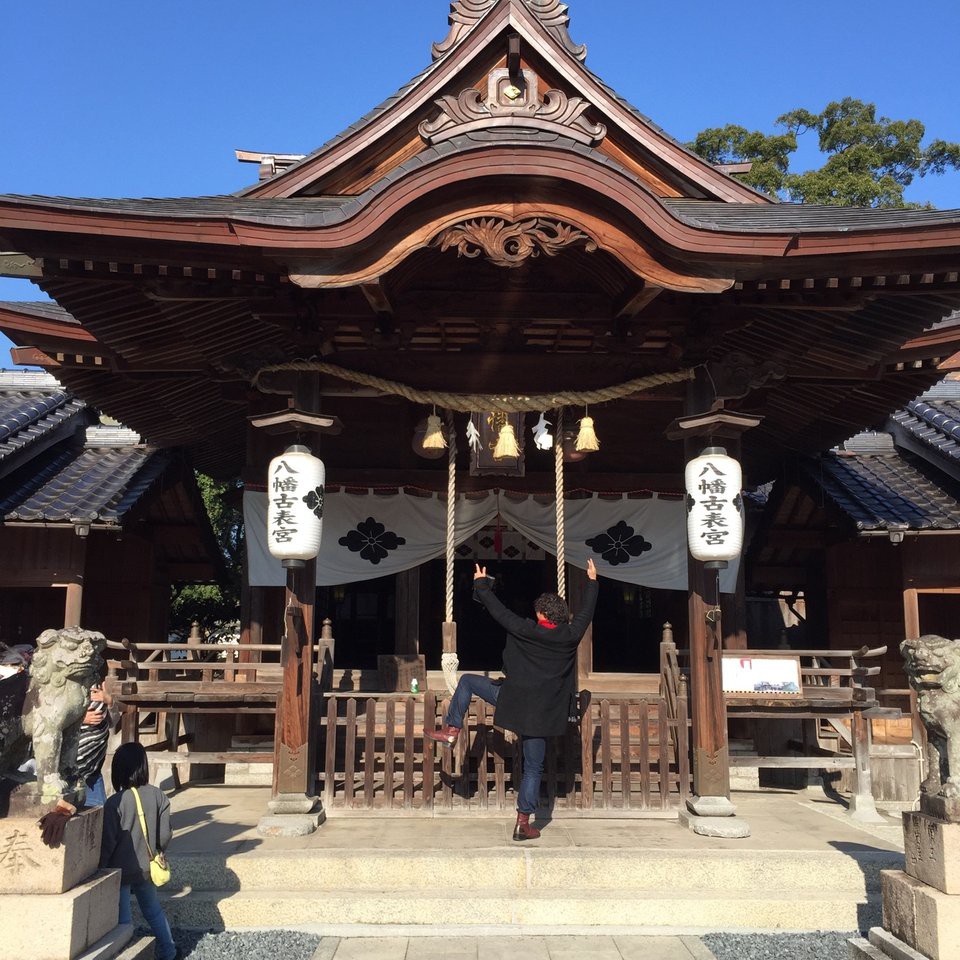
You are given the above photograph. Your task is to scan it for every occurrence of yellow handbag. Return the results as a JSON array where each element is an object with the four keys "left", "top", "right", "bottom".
[{"left": 131, "top": 788, "right": 171, "bottom": 887}]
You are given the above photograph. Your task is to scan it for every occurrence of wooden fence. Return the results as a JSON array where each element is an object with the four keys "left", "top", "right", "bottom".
[{"left": 319, "top": 688, "right": 690, "bottom": 815}]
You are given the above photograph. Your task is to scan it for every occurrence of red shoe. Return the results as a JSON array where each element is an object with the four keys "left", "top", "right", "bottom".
[
  {"left": 424, "top": 724, "right": 461, "bottom": 746},
  {"left": 513, "top": 812, "right": 541, "bottom": 841}
]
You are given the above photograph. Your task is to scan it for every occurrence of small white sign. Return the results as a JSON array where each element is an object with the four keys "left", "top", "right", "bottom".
[{"left": 722, "top": 655, "right": 803, "bottom": 697}]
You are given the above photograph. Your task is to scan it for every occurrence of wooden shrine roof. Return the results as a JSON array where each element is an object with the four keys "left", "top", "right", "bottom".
[
  {"left": 2, "top": 2, "right": 960, "bottom": 482},
  {"left": 808, "top": 432, "right": 960, "bottom": 533},
  {"left": 7, "top": 187, "right": 960, "bottom": 236},
  {"left": 0, "top": 372, "right": 222, "bottom": 581}
]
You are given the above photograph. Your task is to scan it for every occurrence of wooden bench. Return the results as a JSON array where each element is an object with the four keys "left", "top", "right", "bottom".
[
  {"left": 105, "top": 636, "right": 287, "bottom": 786},
  {"left": 671, "top": 642, "right": 899, "bottom": 814}
]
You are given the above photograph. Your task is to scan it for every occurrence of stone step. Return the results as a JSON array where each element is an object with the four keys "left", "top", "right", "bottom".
[
  {"left": 161, "top": 886, "right": 879, "bottom": 933},
  {"left": 168, "top": 847, "right": 900, "bottom": 896}
]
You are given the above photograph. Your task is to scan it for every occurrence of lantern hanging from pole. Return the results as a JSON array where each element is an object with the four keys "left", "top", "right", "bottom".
[
  {"left": 684, "top": 445, "right": 743, "bottom": 569},
  {"left": 267, "top": 444, "right": 325, "bottom": 568}
]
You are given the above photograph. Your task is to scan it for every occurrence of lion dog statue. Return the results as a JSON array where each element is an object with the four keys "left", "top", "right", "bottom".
[
  {"left": 902, "top": 635, "right": 960, "bottom": 801},
  {"left": 0, "top": 627, "right": 106, "bottom": 806}
]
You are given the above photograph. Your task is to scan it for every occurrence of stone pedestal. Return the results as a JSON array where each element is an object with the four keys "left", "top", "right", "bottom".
[
  {"left": 903, "top": 812, "right": 960, "bottom": 895},
  {"left": 679, "top": 795, "right": 751, "bottom": 839},
  {"left": 848, "top": 803, "right": 960, "bottom": 960},
  {"left": 258, "top": 793, "right": 324, "bottom": 837},
  {"left": 0, "top": 806, "right": 103, "bottom": 895},
  {"left": 0, "top": 802, "right": 154, "bottom": 960}
]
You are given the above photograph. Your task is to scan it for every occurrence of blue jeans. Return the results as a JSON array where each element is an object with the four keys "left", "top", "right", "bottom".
[
  {"left": 85, "top": 774, "right": 106, "bottom": 807},
  {"left": 444, "top": 675, "right": 547, "bottom": 816},
  {"left": 120, "top": 881, "right": 176, "bottom": 960}
]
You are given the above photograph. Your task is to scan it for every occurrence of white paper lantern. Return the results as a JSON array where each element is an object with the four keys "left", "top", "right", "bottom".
[
  {"left": 684, "top": 446, "right": 744, "bottom": 568},
  {"left": 267, "top": 445, "right": 325, "bottom": 567}
]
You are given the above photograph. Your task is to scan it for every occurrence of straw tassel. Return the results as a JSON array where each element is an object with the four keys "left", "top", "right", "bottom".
[
  {"left": 576, "top": 415, "right": 600, "bottom": 452},
  {"left": 493, "top": 422, "right": 520, "bottom": 459},
  {"left": 422, "top": 413, "right": 447, "bottom": 449}
]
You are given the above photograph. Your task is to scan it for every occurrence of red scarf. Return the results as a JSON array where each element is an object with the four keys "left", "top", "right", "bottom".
[{"left": 536, "top": 615, "right": 558, "bottom": 629}]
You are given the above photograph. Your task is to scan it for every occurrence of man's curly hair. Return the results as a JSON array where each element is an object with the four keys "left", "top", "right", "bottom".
[{"left": 534, "top": 593, "right": 570, "bottom": 625}]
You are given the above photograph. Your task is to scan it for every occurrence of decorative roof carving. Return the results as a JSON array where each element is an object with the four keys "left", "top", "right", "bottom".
[
  {"left": 419, "top": 68, "right": 606, "bottom": 146},
  {"left": 433, "top": 217, "right": 597, "bottom": 269},
  {"left": 433, "top": 0, "right": 586, "bottom": 62}
]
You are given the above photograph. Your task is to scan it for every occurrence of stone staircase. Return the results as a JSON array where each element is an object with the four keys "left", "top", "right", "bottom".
[{"left": 160, "top": 845, "right": 899, "bottom": 933}]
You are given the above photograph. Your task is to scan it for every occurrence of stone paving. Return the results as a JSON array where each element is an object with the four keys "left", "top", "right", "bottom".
[{"left": 309, "top": 935, "right": 716, "bottom": 960}]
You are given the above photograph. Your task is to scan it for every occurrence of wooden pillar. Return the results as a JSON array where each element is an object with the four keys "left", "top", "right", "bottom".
[
  {"left": 903, "top": 586, "right": 920, "bottom": 640},
  {"left": 64, "top": 582, "right": 84, "bottom": 628},
  {"left": 395, "top": 567, "right": 421, "bottom": 655},
  {"left": 686, "top": 511, "right": 731, "bottom": 800},
  {"left": 669, "top": 401, "right": 760, "bottom": 804},
  {"left": 568, "top": 565, "right": 594, "bottom": 686},
  {"left": 848, "top": 707, "right": 882, "bottom": 821},
  {"left": 63, "top": 534, "right": 88, "bottom": 627},
  {"left": 272, "top": 558, "right": 317, "bottom": 799}
]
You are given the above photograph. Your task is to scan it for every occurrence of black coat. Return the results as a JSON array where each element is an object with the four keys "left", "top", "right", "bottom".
[{"left": 474, "top": 577, "right": 599, "bottom": 738}]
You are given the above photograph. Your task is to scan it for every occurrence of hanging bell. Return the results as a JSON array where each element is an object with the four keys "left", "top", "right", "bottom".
[
  {"left": 575, "top": 415, "right": 600, "bottom": 453},
  {"left": 422, "top": 414, "right": 447, "bottom": 450},
  {"left": 493, "top": 422, "right": 520, "bottom": 460}
]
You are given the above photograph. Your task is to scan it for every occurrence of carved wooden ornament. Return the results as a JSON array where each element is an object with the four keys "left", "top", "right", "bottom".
[
  {"left": 420, "top": 68, "right": 606, "bottom": 146},
  {"left": 433, "top": 0, "right": 586, "bottom": 62},
  {"left": 434, "top": 217, "right": 597, "bottom": 269}
]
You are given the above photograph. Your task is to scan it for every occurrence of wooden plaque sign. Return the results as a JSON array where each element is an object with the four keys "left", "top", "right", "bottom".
[{"left": 722, "top": 654, "right": 803, "bottom": 698}]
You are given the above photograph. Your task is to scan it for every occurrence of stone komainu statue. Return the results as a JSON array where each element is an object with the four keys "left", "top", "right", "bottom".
[
  {"left": 902, "top": 635, "right": 960, "bottom": 800},
  {"left": 0, "top": 627, "right": 106, "bottom": 805}
]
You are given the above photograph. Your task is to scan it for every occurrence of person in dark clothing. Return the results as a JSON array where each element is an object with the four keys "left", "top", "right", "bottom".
[
  {"left": 426, "top": 559, "right": 600, "bottom": 840},
  {"left": 100, "top": 743, "right": 177, "bottom": 960}
]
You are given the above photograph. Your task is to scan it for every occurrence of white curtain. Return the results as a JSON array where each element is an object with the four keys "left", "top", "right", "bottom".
[
  {"left": 499, "top": 493, "right": 738, "bottom": 593},
  {"left": 245, "top": 489, "right": 497, "bottom": 587},
  {"left": 245, "top": 489, "right": 738, "bottom": 592}
]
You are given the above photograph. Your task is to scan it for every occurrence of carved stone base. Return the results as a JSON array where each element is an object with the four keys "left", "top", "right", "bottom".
[
  {"left": 920, "top": 793, "right": 960, "bottom": 824},
  {"left": 257, "top": 812, "right": 324, "bottom": 838},
  {"left": 904, "top": 812, "right": 960, "bottom": 894},
  {"left": 0, "top": 805, "right": 103, "bottom": 895},
  {"left": 686, "top": 795, "right": 737, "bottom": 817},
  {"left": 267, "top": 793, "right": 322, "bottom": 815},
  {"left": 882, "top": 869, "right": 960, "bottom": 960},
  {"left": 678, "top": 810, "right": 751, "bottom": 839},
  {"left": 848, "top": 789, "right": 887, "bottom": 825},
  {"left": 259, "top": 793, "right": 324, "bottom": 837}
]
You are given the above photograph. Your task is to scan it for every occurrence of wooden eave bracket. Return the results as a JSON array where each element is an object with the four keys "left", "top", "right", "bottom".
[
  {"left": 248, "top": 408, "right": 343, "bottom": 436},
  {"left": 665, "top": 410, "right": 763, "bottom": 442}
]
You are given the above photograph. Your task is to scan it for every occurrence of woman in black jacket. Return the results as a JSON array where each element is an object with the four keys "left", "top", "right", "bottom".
[{"left": 426, "top": 559, "right": 599, "bottom": 839}]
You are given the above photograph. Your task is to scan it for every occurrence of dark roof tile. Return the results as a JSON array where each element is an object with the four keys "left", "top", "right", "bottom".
[
  {"left": 808, "top": 439, "right": 960, "bottom": 531},
  {"left": 0, "top": 444, "right": 171, "bottom": 524},
  {"left": 0, "top": 382, "right": 87, "bottom": 463}
]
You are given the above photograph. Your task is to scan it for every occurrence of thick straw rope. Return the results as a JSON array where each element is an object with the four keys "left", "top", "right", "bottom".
[
  {"left": 445, "top": 411, "right": 457, "bottom": 623},
  {"left": 253, "top": 359, "right": 694, "bottom": 411},
  {"left": 555, "top": 407, "right": 566, "bottom": 601},
  {"left": 441, "top": 410, "right": 460, "bottom": 696}
]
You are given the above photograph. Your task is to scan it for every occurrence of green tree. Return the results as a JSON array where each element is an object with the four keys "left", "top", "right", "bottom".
[
  {"left": 690, "top": 97, "right": 960, "bottom": 207},
  {"left": 169, "top": 474, "right": 244, "bottom": 636}
]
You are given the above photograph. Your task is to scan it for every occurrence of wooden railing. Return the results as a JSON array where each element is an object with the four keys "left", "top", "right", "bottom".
[{"left": 318, "top": 688, "right": 689, "bottom": 815}]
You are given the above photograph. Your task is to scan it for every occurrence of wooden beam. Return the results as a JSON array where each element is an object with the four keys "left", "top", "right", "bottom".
[
  {"left": 615, "top": 284, "right": 664, "bottom": 319},
  {"left": 360, "top": 279, "right": 394, "bottom": 316}
]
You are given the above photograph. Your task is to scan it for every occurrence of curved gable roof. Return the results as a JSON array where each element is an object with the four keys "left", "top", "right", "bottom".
[{"left": 240, "top": 0, "right": 768, "bottom": 204}]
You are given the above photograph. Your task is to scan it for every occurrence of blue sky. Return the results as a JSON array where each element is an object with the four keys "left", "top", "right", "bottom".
[{"left": 2, "top": 0, "right": 960, "bottom": 359}]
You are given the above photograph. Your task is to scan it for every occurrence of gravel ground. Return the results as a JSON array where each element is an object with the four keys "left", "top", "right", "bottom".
[
  {"left": 703, "top": 932, "right": 859, "bottom": 960},
  {"left": 173, "top": 930, "right": 323, "bottom": 960},
  {"left": 167, "top": 930, "right": 863, "bottom": 960}
]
